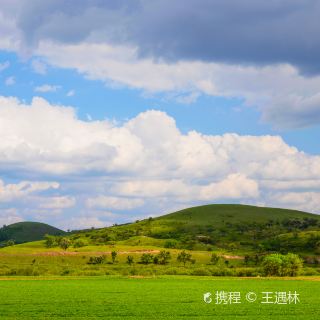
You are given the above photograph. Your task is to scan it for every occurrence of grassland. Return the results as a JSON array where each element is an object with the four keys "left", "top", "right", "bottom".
[
  {"left": 0, "top": 204, "right": 319, "bottom": 277},
  {"left": 0, "top": 276, "right": 319, "bottom": 319}
]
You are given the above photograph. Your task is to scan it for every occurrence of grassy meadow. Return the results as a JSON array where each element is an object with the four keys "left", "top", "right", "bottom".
[{"left": 0, "top": 276, "right": 319, "bottom": 319}]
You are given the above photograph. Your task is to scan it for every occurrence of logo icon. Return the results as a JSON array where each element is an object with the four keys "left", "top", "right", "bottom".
[
  {"left": 203, "top": 292, "right": 212, "bottom": 304},
  {"left": 246, "top": 292, "right": 257, "bottom": 303}
]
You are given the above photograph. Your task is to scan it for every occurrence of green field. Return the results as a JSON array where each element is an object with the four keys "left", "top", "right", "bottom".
[{"left": 0, "top": 276, "right": 318, "bottom": 319}]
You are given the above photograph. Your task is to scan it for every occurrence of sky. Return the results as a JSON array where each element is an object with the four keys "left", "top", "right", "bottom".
[{"left": 0, "top": 0, "right": 320, "bottom": 230}]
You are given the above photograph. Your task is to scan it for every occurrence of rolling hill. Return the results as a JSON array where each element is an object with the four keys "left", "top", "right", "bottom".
[
  {"left": 0, "top": 222, "right": 66, "bottom": 245},
  {"left": 73, "top": 204, "right": 320, "bottom": 254}
]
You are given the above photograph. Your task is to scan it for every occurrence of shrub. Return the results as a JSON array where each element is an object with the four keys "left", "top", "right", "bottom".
[
  {"left": 111, "top": 251, "right": 117, "bottom": 263},
  {"left": 73, "top": 239, "right": 87, "bottom": 248},
  {"left": 59, "top": 238, "right": 71, "bottom": 251},
  {"left": 156, "top": 251, "right": 171, "bottom": 265},
  {"left": 210, "top": 253, "right": 220, "bottom": 265},
  {"left": 177, "top": 250, "right": 192, "bottom": 266},
  {"left": 262, "top": 253, "right": 303, "bottom": 276},
  {"left": 127, "top": 255, "right": 134, "bottom": 265},
  {"left": 44, "top": 234, "right": 57, "bottom": 248},
  {"left": 140, "top": 253, "right": 153, "bottom": 265},
  {"left": 191, "top": 268, "right": 212, "bottom": 276},
  {"left": 88, "top": 255, "right": 106, "bottom": 265},
  {"left": 164, "top": 240, "right": 178, "bottom": 248}
]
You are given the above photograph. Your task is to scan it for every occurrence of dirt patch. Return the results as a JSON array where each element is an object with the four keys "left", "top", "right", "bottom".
[
  {"left": 222, "top": 255, "right": 244, "bottom": 260},
  {"left": 0, "top": 249, "right": 161, "bottom": 257}
]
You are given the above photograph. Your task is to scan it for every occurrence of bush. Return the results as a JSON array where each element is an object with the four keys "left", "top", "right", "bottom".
[
  {"left": 88, "top": 255, "right": 106, "bottom": 265},
  {"left": 73, "top": 239, "right": 87, "bottom": 248},
  {"left": 262, "top": 253, "right": 303, "bottom": 276},
  {"left": 156, "top": 251, "right": 171, "bottom": 265},
  {"left": 164, "top": 240, "right": 178, "bottom": 248},
  {"left": 59, "top": 238, "right": 71, "bottom": 251},
  {"left": 191, "top": 268, "right": 212, "bottom": 276},
  {"left": 140, "top": 253, "right": 153, "bottom": 264},
  {"left": 177, "top": 250, "right": 193, "bottom": 266}
]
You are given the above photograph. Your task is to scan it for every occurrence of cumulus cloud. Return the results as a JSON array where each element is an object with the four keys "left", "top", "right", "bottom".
[
  {"left": 34, "top": 84, "right": 60, "bottom": 92},
  {"left": 33, "top": 42, "right": 320, "bottom": 128},
  {"left": 0, "top": 95, "right": 319, "bottom": 226},
  {"left": 38, "top": 196, "right": 76, "bottom": 209},
  {"left": 31, "top": 59, "right": 47, "bottom": 74},
  {"left": 86, "top": 196, "right": 144, "bottom": 210},
  {"left": 0, "top": 208, "right": 23, "bottom": 226},
  {"left": 0, "top": 179, "right": 59, "bottom": 203}
]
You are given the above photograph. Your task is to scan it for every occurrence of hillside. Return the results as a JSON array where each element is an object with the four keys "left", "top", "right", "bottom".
[
  {"left": 0, "top": 222, "right": 66, "bottom": 245},
  {"left": 71, "top": 204, "right": 320, "bottom": 254}
]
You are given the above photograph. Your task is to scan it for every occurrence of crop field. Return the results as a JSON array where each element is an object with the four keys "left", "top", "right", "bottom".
[{"left": 0, "top": 276, "right": 319, "bottom": 319}]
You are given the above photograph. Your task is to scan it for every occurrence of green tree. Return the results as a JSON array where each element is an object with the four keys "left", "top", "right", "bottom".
[
  {"left": 140, "top": 253, "right": 153, "bottom": 264},
  {"left": 177, "top": 250, "right": 192, "bottom": 266},
  {"left": 59, "top": 238, "right": 71, "bottom": 251},
  {"left": 262, "top": 254, "right": 283, "bottom": 276},
  {"left": 73, "top": 239, "right": 87, "bottom": 248},
  {"left": 127, "top": 255, "right": 134, "bottom": 265},
  {"left": 282, "top": 253, "right": 303, "bottom": 276},
  {"left": 111, "top": 251, "right": 117, "bottom": 263},
  {"left": 210, "top": 253, "right": 220, "bottom": 265},
  {"left": 262, "top": 253, "right": 302, "bottom": 276},
  {"left": 157, "top": 250, "right": 171, "bottom": 265},
  {"left": 44, "top": 234, "right": 56, "bottom": 248},
  {"left": 6, "top": 239, "right": 15, "bottom": 246}
]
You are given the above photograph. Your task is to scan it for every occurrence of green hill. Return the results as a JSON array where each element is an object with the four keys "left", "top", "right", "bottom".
[
  {"left": 0, "top": 222, "right": 66, "bottom": 245},
  {"left": 73, "top": 204, "right": 320, "bottom": 254},
  {"left": 160, "top": 204, "right": 320, "bottom": 225}
]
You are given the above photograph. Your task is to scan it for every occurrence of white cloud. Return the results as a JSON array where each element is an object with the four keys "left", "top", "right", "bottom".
[
  {"left": 31, "top": 59, "right": 47, "bottom": 75},
  {"left": 35, "top": 41, "right": 320, "bottom": 128},
  {"left": 38, "top": 196, "right": 76, "bottom": 209},
  {"left": 5, "top": 76, "right": 15, "bottom": 86},
  {"left": 0, "top": 95, "right": 319, "bottom": 226},
  {"left": 59, "top": 216, "right": 108, "bottom": 230},
  {"left": 86, "top": 196, "right": 144, "bottom": 210},
  {"left": 66, "top": 89, "right": 75, "bottom": 97},
  {"left": 270, "top": 192, "right": 320, "bottom": 214},
  {"left": 0, "top": 179, "right": 59, "bottom": 203},
  {"left": 34, "top": 84, "right": 60, "bottom": 93},
  {"left": 0, "top": 208, "right": 23, "bottom": 226}
]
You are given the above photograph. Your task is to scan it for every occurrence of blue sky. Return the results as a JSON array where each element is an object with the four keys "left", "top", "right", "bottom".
[{"left": 0, "top": 1, "right": 320, "bottom": 229}]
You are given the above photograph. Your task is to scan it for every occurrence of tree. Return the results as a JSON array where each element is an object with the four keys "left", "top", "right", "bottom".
[
  {"left": 177, "top": 250, "right": 192, "bottom": 266},
  {"left": 262, "top": 254, "right": 283, "bottom": 276},
  {"left": 157, "top": 250, "right": 171, "bottom": 265},
  {"left": 140, "top": 253, "right": 153, "bottom": 264},
  {"left": 111, "top": 251, "right": 117, "bottom": 263},
  {"left": 244, "top": 255, "right": 250, "bottom": 265},
  {"left": 6, "top": 239, "right": 15, "bottom": 246},
  {"left": 210, "top": 253, "right": 220, "bottom": 265},
  {"left": 282, "top": 253, "right": 303, "bottom": 276},
  {"left": 127, "top": 255, "right": 134, "bottom": 265},
  {"left": 88, "top": 255, "right": 106, "bottom": 264},
  {"left": 59, "top": 238, "right": 71, "bottom": 251},
  {"left": 44, "top": 234, "right": 56, "bottom": 248},
  {"left": 73, "top": 239, "right": 87, "bottom": 248},
  {"left": 262, "top": 253, "right": 303, "bottom": 276}
]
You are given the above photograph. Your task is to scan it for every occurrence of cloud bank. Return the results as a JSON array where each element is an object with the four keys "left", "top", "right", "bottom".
[
  {"left": 1, "top": 1, "right": 320, "bottom": 128},
  {"left": 0, "top": 96, "right": 319, "bottom": 228}
]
